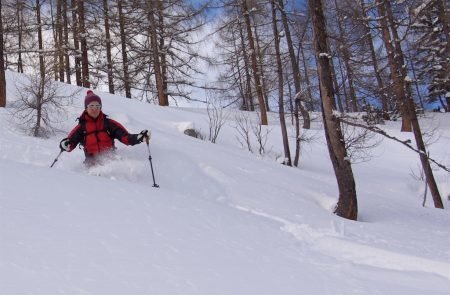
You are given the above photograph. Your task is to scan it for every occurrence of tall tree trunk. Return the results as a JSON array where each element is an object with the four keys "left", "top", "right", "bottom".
[
  {"left": 62, "top": 0, "right": 71, "bottom": 84},
  {"left": 147, "top": 0, "right": 167, "bottom": 106},
  {"left": 252, "top": 23, "right": 270, "bottom": 112},
  {"left": 328, "top": 45, "right": 344, "bottom": 112},
  {"left": 56, "top": 0, "right": 64, "bottom": 82},
  {"left": 360, "top": 0, "right": 389, "bottom": 119},
  {"left": 299, "top": 41, "right": 314, "bottom": 111},
  {"left": 271, "top": 0, "right": 291, "bottom": 166},
  {"left": 157, "top": 0, "right": 169, "bottom": 105},
  {"left": 117, "top": 0, "right": 131, "bottom": 98},
  {"left": 404, "top": 81, "right": 444, "bottom": 208},
  {"left": 103, "top": 0, "right": 114, "bottom": 94},
  {"left": 382, "top": 0, "right": 443, "bottom": 208},
  {"left": 278, "top": 0, "right": 310, "bottom": 129},
  {"left": 241, "top": 0, "right": 268, "bottom": 125},
  {"left": 49, "top": 1, "right": 58, "bottom": 81},
  {"left": 376, "top": 0, "right": 410, "bottom": 131},
  {"left": 35, "top": 0, "right": 45, "bottom": 136},
  {"left": 309, "top": 0, "right": 358, "bottom": 220},
  {"left": 78, "top": 0, "right": 90, "bottom": 88},
  {"left": 237, "top": 17, "right": 254, "bottom": 111},
  {"left": 336, "top": 54, "right": 350, "bottom": 112},
  {"left": 231, "top": 29, "right": 247, "bottom": 110},
  {"left": 0, "top": 0, "right": 6, "bottom": 107},
  {"left": 384, "top": 0, "right": 413, "bottom": 128},
  {"left": 16, "top": 1, "right": 24, "bottom": 73},
  {"left": 72, "top": 0, "right": 82, "bottom": 86},
  {"left": 334, "top": 0, "right": 358, "bottom": 112}
]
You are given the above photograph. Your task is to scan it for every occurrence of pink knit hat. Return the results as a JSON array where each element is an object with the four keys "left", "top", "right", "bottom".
[{"left": 84, "top": 90, "right": 102, "bottom": 109}]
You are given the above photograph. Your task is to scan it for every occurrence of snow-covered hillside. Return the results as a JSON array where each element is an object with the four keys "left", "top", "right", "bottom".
[{"left": 1, "top": 71, "right": 450, "bottom": 294}]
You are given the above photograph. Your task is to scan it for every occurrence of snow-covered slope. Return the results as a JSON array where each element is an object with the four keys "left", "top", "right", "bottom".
[{"left": 1, "top": 71, "right": 450, "bottom": 294}]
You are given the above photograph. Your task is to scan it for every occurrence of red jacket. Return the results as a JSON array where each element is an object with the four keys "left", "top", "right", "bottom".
[{"left": 66, "top": 111, "right": 140, "bottom": 158}]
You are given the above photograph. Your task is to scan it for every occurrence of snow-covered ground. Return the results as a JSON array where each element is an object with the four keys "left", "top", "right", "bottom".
[{"left": 1, "top": 71, "right": 449, "bottom": 294}]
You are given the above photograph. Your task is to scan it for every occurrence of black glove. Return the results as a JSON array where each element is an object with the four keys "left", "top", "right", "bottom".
[
  {"left": 137, "top": 130, "right": 150, "bottom": 143},
  {"left": 60, "top": 138, "right": 71, "bottom": 151}
]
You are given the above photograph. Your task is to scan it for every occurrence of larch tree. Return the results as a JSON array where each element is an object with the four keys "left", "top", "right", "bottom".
[
  {"left": 309, "top": 0, "right": 358, "bottom": 220},
  {"left": 116, "top": 0, "right": 131, "bottom": 98},
  {"left": 103, "top": 0, "right": 114, "bottom": 94},
  {"left": 270, "top": 0, "right": 291, "bottom": 166},
  {"left": 241, "top": 0, "right": 268, "bottom": 125}
]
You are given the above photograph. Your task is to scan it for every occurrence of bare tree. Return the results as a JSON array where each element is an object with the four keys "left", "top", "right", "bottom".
[
  {"left": 270, "top": 0, "right": 291, "bottom": 166},
  {"left": 11, "top": 60, "right": 78, "bottom": 137},
  {"left": 146, "top": 0, "right": 167, "bottom": 106},
  {"left": 206, "top": 91, "right": 228, "bottom": 144},
  {"left": 241, "top": 0, "right": 268, "bottom": 125},
  {"left": 116, "top": 0, "right": 131, "bottom": 98},
  {"left": 234, "top": 111, "right": 253, "bottom": 153},
  {"left": 309, "top": 0, "right": 358, "bottom": 220},
  {"left": 103, "top": 0, "right": 114, "bottom": 94},
  {"left": 252, "top": 112, "right": 270, "bottom": 155},
  {"left": 55, "top": 0, "right": 64, "bottom": 82},
  {"left": 71, "top": 0, "right": 82, "bottom": 86},
  {"left": 277, "top": 0, "right": 310, "bottom": 129},
  {"left": 62, "top": 0, "right": 70, "bottom": 84},
  {"left": 77, "top": 0, "right": 90, "bottom": 88}
]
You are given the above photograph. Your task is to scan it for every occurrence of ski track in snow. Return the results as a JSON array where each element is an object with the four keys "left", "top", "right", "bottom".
[
  {"left": 232, "top": 205, "right": 450, "bottom": 281},
  {"left": 196, "top": 159, "right": 450, "bottom": 281}
]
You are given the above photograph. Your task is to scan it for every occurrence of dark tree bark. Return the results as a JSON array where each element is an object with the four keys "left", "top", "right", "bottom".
[
  {"left": 379, "top": 0, "right": 444, "bottom": 208},
  {"left": 35, "top": 0, "right": 45, "bottom": 136},
  {"left": 237, "top": 17, "right": 254, "bottom": 111},
  {"left": 271, "top": 0, "right": 291, "bottom": 166},
  {"left": 309, "top": 0, "right": 358, "bottom": 220},
  {"left": 147, "top": 0, "right": 167, "bottom": 106},
  {"left": 117, "top": 0, "right": 131, "bottom": 98},
  {"left": 103, "top": 0, "right": 114, "bottom": 94},
  {"left": 241, "top": 0, "right": 268, "bottom": 125},
  {"left": 360, "top": 0, "right": 389, "bottom": 119},
  {"left": 77, "top": 0, "right": 90, "bottom": 88},
  {"left": 71, "top": 0, "right": 82, "bottom": 86},
  {"left": 333, "top": 0, "right": 358, "bottom": 112},
  {"left": 16, "top": 1, "right": 24, "bottom": 73},
  {"left": 278, "top": 0, "right": 310, "bottom": 129},
  {"left": 62, "top": 0, "right": 70, "bottom": 84},
  {"left": 56, "top": 0, "right": 64, "bottom": 82},
  {"left": 377, "top": 0, "right": 411, "bottom": 132},
  {"left": 252, "top": 22, "right": 270, "bottom": 113},
  {"left": 156, "top": 0, "right": 169, "bottom": 106}
]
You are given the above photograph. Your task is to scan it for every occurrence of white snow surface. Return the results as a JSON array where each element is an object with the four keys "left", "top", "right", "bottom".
[{"left": 1, "top": 71, "right": 450, "bottom": 294}]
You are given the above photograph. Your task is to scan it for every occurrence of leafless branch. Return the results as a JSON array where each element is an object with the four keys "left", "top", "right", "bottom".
[{"left": 339, "top": 117, "right": 450, "bottom": 172}]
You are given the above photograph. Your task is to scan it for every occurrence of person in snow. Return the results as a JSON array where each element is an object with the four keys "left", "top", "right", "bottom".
[{"left": 59, "top": 90, "right": 149, "bottom": 166}]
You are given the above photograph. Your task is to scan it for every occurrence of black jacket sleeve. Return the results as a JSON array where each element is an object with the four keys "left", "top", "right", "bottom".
[{"left": 108, "top": 119, "right": 140, "bottom": 146}]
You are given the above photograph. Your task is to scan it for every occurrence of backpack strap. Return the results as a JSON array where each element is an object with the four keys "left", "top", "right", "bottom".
[{"left": 77, "top": 115, "right": 115, "bottom": 151}]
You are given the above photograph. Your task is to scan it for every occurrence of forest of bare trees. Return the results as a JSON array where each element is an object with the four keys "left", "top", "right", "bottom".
[
  {"left": 0, "top": 0, "right": 448, "bottom": 219},
  {"left": 0, "top": 0, "right": 447, "bottom": 111}
]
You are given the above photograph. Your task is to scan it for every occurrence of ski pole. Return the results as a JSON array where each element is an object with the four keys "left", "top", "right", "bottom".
[
  {"left": 50, "top": 150, "right": 63, "bottom": 168},
  {"left": 145, "top": 136, "right": 159, "bottom": 188}
]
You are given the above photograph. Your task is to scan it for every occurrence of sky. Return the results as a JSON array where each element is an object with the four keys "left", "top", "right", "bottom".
[{"left": 1, "top": 70, "right": 450, "bottom": 294}]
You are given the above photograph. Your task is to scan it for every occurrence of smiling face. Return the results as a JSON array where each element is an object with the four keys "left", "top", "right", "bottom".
[{"left": 86, "top": 102, "right": 101, "bottom": 119}]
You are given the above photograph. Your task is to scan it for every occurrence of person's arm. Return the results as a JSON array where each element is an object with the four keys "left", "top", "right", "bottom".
[
  {"left": 60, "top": 124, "right": 83, "bottom": 152},
  {"left": 66, "top": 124, "right": 84, "bottom": 151},
  {"left": 108, "top": 119, "right": 142, "bottom": 146}
]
